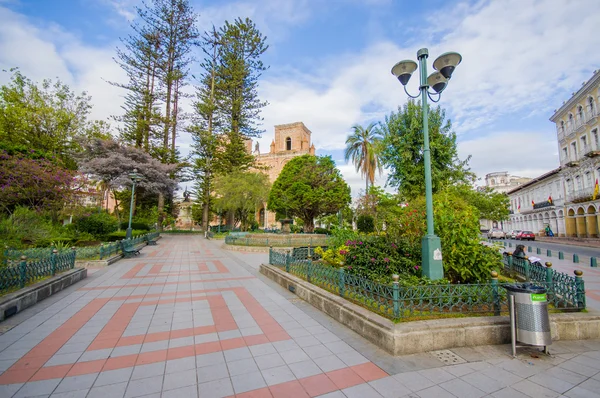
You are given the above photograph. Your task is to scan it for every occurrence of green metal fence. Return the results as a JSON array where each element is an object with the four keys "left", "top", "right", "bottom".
[
  {"left": 3, "top": 232, "right": 161, "bottom": 263},
  {"left": 226, "top": 234, "right": 329, "bottom": 247},
  {"left": 271, "top": 248, "right": 509, "bottom": 320},
  {"left": 269, "top": 248, "right": 586, "bottom": 321},
  {"left": 0, "top": 249, "right": 76, "bottom": 295},
  {"left": 502, "top": 255, "right": 585, "bottom": 309}
]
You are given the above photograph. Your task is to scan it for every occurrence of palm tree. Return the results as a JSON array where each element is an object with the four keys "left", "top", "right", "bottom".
[{"left": 344, "top": 122, "right": 383, "bottom": 195}]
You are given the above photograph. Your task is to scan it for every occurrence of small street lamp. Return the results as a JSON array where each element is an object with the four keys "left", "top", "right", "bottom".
[
  {"left": 391, "top": 49, "right": 462, "bottom": 280},
  {"left": 126, "top": 169, "right": 142, "bottom": 239}
]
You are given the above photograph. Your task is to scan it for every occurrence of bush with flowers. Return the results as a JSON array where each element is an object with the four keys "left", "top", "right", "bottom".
[{"left": 314, "top": 245, "right": 348, "bottom": 267}]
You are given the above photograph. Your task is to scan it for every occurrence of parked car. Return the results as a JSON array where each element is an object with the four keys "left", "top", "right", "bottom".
[
  {"left": 508, "top": 230, "right": 522, "bottom": 239},
  {"left": 516, "top": 230, "right": 536, "bottom": 241},
  {"left": 487, "top": 229, "right": 506, "bottom": 239}
]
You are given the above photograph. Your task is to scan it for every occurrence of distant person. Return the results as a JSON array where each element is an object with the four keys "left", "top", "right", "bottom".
[{"left": 513, "top": 244, "right": 526, "bottom": 258}]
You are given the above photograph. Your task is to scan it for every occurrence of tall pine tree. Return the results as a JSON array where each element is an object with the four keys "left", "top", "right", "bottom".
[{"left": 190, "top": 18, "right": 268, "bottom": 230}]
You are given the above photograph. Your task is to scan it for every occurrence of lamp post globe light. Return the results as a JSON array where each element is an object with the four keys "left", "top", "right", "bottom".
[
  {"left": 126, "top": 169, "right": 142, "bottom": 240},
  {"left": 391, "top": 49, "right": 462, "bottom": 280}
]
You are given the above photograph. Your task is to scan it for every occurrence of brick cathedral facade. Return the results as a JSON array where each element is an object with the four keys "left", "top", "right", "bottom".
[{"left": 248, "top": 122, "right": 315, "bottom": 228}]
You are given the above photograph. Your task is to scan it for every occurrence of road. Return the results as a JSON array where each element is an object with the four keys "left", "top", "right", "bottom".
[{"left": 489, "top": 238, "right": 600, "bottom": 259}]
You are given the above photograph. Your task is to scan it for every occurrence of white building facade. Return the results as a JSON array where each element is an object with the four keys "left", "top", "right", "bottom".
[
  {"left": 479, "top": 172, "right": 531, "bottom": 231},
  {"left": 506, "top": 168, "right": 566, "bottom": 236},
  {"left": 552, "top": 70, "right": 600, "bottom": 237},
  {"left": 484, "top": 172, "right": 531, "bottom": 194}
]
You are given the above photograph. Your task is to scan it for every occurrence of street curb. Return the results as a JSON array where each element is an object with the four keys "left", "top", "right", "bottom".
[{"left": 0, "top": 268, "right": 87, "bottom": 322}]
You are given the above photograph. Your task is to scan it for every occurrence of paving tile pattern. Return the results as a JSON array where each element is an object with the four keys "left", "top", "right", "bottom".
[{"left": 0, "top": 235, "right": 598, "bottom": 397}]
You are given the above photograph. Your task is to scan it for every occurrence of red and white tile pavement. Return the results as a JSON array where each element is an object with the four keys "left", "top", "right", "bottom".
[{"left": 0, "top": 235, "right": 388, "bottom": 397}]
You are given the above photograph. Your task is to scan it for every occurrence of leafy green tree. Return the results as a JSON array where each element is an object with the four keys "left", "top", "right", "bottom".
[
  {"left": 213, "top": 171, "right": 270, "bottom": 231},
  {"left": 380, "top": 100, "right": 473, "bottom": 199},
  {"left": 389, "top": 189, "right": 500, "bottom": 283},
  {"left": 0, "top": 69, "right": 94, "bottom": 169},
  {"left": 450, "top": 185, "right": 510, "bottom": 222},
  {"left": 268, "top": 155, "right": 351, "bottom": 233},
  {"left": 344, "top": 122, "right": 383, "bottom": 195},
  {"left": 357, "top": 186, "right": 401, "bottom": 232},
  {"left": 357, "top": 214, "right": 374, "bottom": 233}
]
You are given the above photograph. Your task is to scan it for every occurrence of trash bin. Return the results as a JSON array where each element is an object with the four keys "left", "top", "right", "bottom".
[{"left": 504, "top": 283, "right": 551, "bottom": 348}]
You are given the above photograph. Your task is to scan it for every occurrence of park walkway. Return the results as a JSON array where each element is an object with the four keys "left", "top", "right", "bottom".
[{"left": 0, "top": 235, "right": 598, "bottom": 397}]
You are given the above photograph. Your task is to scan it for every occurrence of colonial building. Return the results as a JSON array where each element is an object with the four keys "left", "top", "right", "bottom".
[
  {"left": 484, "top": 172, "right": 531, "bottom": 194},
  {"left": 250, "top": 122, "right": 316, "bottom": 228},
  {"left": 480, "top": 172, "right": 531, "bottom": 231},
  {"left": 552, "top": 70, "right": 600, "bottom": 237},
  {"left": 506, "top": 168, "right": 566, "bottom": 236}
]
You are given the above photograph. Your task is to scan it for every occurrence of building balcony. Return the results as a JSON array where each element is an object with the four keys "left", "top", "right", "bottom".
[
  {"left": 561, "top": 153, "right": 580, "bottom": 167},
  {"left": 582, "top": 143, "right": 600, "bottom": 158},
  {"left": 566, "top": 186, "right": 596, "bottom": 203},
  {"left": 575, "top": 119, "right": 586, "bottom": 133},
  {"left": 587, "top": 106, "right": 599, "bottom": 125}
]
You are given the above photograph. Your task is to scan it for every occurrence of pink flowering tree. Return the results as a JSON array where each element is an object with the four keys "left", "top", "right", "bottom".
[{"left": 0, "top": 151, "right": 75, "bottom": 214}]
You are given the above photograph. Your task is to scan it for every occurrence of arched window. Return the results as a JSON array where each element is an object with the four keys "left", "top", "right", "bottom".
[
  {"left": 589, "top": 96, "right": 596, "bottom": 117},
  {"left": 500, "top": 178, "right": 505, "bottom": 184},
  {"left": 578, "top": 106, "right": 584, "bottom": 124},
  {"left": 568, "top": 113, "right": 574, "bottom": 129},
  {"left": 285, "top": 137, "right": 292, "bottom": 151},
  {"left": 560, "top": 120, "right": 565, "bottom": 133},
  {"left": 490, "top": 179, "right": 495, "bottom": 186},
  {"left": 576, "top": 175, "right": 582, "bottom": 191},
  {"left": 585, "top": 172, "right": 592, "bottom": 188}
]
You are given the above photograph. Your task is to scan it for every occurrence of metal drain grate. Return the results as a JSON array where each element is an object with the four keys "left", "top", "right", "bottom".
[{"left": 431, "top": 349, "right": 467, "bottom": 365}]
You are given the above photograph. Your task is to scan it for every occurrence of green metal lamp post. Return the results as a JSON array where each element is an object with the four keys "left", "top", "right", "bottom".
[
  {"left": 391, "top": 49, "right": 462, "bottom": 280},
  {"left": 126, "top": 169, "right": 141, "bottom": 240}
]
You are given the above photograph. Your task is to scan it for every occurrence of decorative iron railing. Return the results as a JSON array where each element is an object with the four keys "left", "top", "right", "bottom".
[
  {"left": 0, "top": 250, "right": 76, "bottom": 295},
  {"left": 3, "top": 232, "right": 161, "bottom": 263},
  {"left": 502, "top": 255, "right": 585, "bottom": 309},
  {"left": 226, "top": 235, "right": 329, "bottom": 247},
  {"left": 269, "top": 248, "right": 583, "bottom": 320}
]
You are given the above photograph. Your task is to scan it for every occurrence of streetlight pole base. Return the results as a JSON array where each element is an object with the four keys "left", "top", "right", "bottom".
[
  {"left": 421, "top": 235, "right": 444, "bottom": 280},
  {"left": 126, "top": 227, "right": 133, "bottom": 240}
]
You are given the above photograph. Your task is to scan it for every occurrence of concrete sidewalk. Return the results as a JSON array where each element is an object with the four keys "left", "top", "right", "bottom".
[{"left": 0, "top": 235, "right": 597, "bottom": 397}]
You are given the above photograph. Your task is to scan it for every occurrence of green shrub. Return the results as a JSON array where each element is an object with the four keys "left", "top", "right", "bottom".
[
  {"left": 119, "top": 222, "right": 150, "bottom": 231},
  {"left": 313, "top": 227, "right": 330, "bottom": 235},
  {"left": 106, "top": 230, "right": 148, "bottom": 241},
  {"left": 73, "top": 212, "right": 119, "bottom": 238},
  {"left": 343, "top": 235, "right": 419, "bottom": 283},
  {"left": 0, "top": 207, "right": 55, "bottom": 248},
  {"left": 357, "top": 215, "right": 374, "bottom": 233},
  {"left": 433, "top": 190, "right": 501, "bottom": 283}
]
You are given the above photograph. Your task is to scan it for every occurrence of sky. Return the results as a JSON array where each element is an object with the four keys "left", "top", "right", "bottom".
[{"left": 1, "top": 0, "right": 600, "bottom": 198}]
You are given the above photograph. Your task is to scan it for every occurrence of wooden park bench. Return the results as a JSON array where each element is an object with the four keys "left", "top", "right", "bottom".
[{"left": 120, "top": 238, "right": 146, "bottom": 258}]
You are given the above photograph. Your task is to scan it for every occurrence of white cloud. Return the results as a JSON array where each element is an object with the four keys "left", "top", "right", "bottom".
[
  {"left": 196, "top": 0, "right": 311, "bottom": 39},
  {"left": 3, "top": 0, "right": 600, "bottom": 194},
  {"left": 0, "top": 6, "right": 127, "bottom": 124},
  {"left": 256, "top": 0, "right": 600, "bottom": 185},
  {"left": 336, "top": 161, "right": 392, "bottom": 199},
  {"left": 457, "top": 130, "right": 559, "bottom": 183}
]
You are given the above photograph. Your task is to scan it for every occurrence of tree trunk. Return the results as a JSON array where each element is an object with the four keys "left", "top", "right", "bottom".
[
  {"left": 171, "top": 78, "right": 179, "bottom": 162},
  {"left": 157, "top": 192, "right": 165, "bottom": 231},
  {"left": 304, "top": 218, "right": 315, "bottom": 233}
]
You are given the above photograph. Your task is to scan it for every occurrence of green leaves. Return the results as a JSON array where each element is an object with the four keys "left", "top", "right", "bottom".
[
  {"left": 268, "top": 155, "right": 351, "bottom": 232},
  {"left": 0, "top": 69, "right": 93, "bottom": 170},
  {"left": 213, "top": 170, "right": 270, "bottom": 231},
  {"left": 380, "top": 100, "right": 474, "bottom": 200}
]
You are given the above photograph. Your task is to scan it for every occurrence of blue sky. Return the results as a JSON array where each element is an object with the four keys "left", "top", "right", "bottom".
[{"left": 1, "top": 0, "right": 600, "bottom": 197}]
